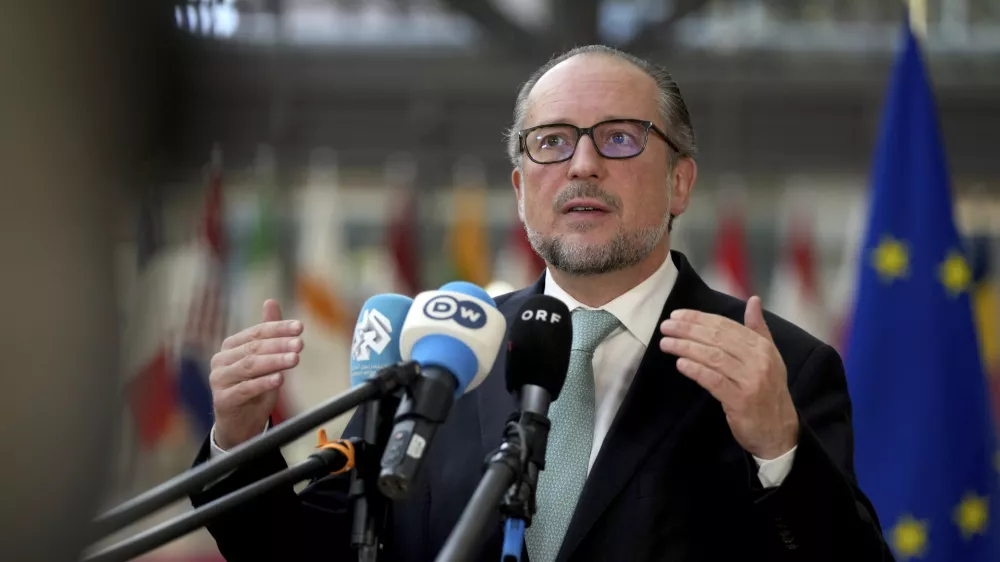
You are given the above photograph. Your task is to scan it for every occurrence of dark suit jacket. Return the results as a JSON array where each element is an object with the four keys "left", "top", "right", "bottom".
[{"left": 190, "top": 251, "right": 894, "bottom": 561}]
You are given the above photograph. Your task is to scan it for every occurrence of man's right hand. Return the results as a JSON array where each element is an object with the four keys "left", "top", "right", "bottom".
[{"left": 210, "top": 299, "right": 304, "bottom": 450}]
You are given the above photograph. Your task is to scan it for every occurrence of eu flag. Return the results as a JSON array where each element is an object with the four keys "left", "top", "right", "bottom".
[{"left": 844, "top": 19, "right": 1000, "bottom": 561}]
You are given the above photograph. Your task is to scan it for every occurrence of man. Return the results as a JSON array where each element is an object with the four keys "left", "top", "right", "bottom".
[{"left": 192, "top": 45, "right": 894, "bottom": 561}]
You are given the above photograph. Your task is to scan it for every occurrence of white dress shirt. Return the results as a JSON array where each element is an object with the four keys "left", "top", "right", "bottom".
[
  {"left": 211, "top": 250, "right": 795, "bottom": 487},
  {"left": 543, "top": 251, "right": 796, "bottom": 487}
]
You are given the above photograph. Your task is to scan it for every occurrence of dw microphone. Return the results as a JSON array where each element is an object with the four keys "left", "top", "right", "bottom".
[{"left": 378, "top": 281, "right": 506, "bottom": 500}]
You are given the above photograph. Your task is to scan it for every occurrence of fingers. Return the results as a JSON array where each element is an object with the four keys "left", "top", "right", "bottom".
[
  {"left": 673, "top": 357, "right": 739, "bottom": 405},
  {"left": 660, "top": 318, "right": 758, "bottom": 360},
  {"left": 211, "top": 351, "right": 300, "bottom": 389},
  {"left": 659, "top": 336, "right": 746, "bottom": 385},
  {"left": 211, "top": 337, "right": 303, "bottom": 370},
  {"left": 222, "top": 319, "right": 303, "bottom": 350},
  {"left": 262, "top": 299, "right": 282, "bottom": 323},
  {"left": 214, "top": 372, "right": 284, "bottom": 413},
  {"left": 743, "top": 296, "right": 773, "bottom": 341},
  {"left": 669, "top": 309, "right": 752, "bottom": 338}
]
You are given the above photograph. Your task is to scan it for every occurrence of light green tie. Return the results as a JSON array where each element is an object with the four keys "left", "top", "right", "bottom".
[{"left": 526, "top": 309, "right": 622, "bottom": 562}]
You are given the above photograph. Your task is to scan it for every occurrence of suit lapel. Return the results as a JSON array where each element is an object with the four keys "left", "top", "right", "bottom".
[
  {"left": 557, "top": 252, "right": 718, "bottom": 561},
  {"left": 476, "top": 277, "right": 546, "bottom": 460}
]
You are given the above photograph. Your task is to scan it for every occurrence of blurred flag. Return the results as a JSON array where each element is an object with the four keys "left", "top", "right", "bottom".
[
  {"left": 767, "top": 209, "right": 830, "bottom": 341},
  {"left": 238, "top": 144, "right": 291, "bottom": 425},
  {"left": 826, "top": 198, "right": 867, "bottom": 356},
  {"left": 291, "top": 148, "right": 355, "bottom": 448},
  {"left": 125, "top": 183, "right": 176, "bottom": 448},
  {"left": 385, "top": 153, "right": 421, "bottom": 296},
  {"left": 174, "top": 148, "right": 227, "bottom": 438},
  {"left": 447, "top": 157, "right": 491, "bottom": 287},
  {"left": 488, "top": 224, "right": 545, "bottom": 296},
  {"left": 844, "top": 20, "right": 1000, "bottom": 562},
  {"left": 703, "top": 200, "right": 752, "bottom": 299},
  {"left": 969, "top": 234, "right": 1000, "bottom": 424}
]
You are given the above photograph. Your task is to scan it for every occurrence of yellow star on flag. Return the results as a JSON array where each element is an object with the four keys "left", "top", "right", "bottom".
[
  {"left": 954, "top": 492, "right": 990, "bottom": 540},
  {"left": 890, "top": 514, "right": 929, "bottom": 560},
  {"left": 939, "top": 250, "right": 972, "bottom": 297},
  {"left": 872, "top": 235, "right": 909, "bottom": 284}
]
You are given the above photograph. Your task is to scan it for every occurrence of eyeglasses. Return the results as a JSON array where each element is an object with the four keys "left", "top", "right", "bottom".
[{"left": 518, "top": 118, "right": 680, "bottom": 165}]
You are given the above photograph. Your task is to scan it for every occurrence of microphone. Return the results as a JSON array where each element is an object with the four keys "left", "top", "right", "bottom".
[
  {"left": 378, "top": 281, "right": 507, "bottom": 500},
  {"left": 505, "top": 294, "right": 573, "bottom": 407},
  {"left": 499, "top": 295, "right": 572, "bottom": 562},
  {"left": 434, "top": 295, "right": 572, "bottom": 562},
  {"left": 349, "top": 294, "right": 413, "bottom": 561}
]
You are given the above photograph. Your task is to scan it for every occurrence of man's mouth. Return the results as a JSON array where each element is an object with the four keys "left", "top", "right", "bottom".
[{"left": 561, "top": 199, "right": 612, "bottom": 214}]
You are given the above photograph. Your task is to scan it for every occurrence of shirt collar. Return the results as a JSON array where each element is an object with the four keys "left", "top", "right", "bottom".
[{"left": 543, "top": 251, "right": 679, "bottom": 347}]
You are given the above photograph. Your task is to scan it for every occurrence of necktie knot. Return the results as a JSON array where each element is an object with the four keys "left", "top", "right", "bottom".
[{"left": 571, "top": 309, "right": 622, "bottom": 354}]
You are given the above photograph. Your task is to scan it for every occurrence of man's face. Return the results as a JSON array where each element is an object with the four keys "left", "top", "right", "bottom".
[{"left": 512, "top": 55, "right": 693, "bottom": 276}]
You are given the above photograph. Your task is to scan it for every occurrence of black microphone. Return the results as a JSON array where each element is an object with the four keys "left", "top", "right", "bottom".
[
  {"left": 499, "top": 295, "right": 572, "bottom": 562},
  {"left": 435, "top": 295, "right": 572, "bottom": 562}
]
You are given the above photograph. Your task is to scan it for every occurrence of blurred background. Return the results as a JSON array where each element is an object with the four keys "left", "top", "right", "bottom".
[{"left": 11, "top": 0, "right": 999, "bottom": 560}]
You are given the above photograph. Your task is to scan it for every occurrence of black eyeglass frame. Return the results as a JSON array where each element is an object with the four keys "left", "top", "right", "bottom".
[{"left": 517, "top": 118, "right": 682, "bottom": 165}]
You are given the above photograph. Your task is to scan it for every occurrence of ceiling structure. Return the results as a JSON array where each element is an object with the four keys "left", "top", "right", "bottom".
[{"left": 157, "top": 0, "right": 1000, "bottom": 190}]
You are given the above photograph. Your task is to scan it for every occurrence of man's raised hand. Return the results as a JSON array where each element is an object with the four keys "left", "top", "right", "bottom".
[{"left": 210, "top": 299, "right": 304, "bottom": 450}]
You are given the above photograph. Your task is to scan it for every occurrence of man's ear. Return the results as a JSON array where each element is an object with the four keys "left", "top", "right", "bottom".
[
  {"left": 512, "top": 167, "right": 524, "bottom": 222},
  {"left": 669, "top": 157, "right": 697, "bottom": 218}
]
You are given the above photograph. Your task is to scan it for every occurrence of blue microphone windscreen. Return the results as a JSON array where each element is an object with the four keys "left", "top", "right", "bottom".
[
  {"left": 438, "top": 281, "right": 497, "bottom": 308},
  {"left": 409, "top": 334, "right": 479, "bottom": 394},
  {"left": 350, "top": 294, "right": 413, "bottom": 387}
]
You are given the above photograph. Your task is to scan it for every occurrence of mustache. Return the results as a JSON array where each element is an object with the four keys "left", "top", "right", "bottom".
[{"left": 552, "top": 181, "right": 622, "bottom": 213}]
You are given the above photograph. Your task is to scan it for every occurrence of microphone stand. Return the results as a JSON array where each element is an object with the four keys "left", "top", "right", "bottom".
[
  {"left": 90, "top": 361, "right": 420, "bottom": 543},
  {"left": 351, "top": 391, "right": 400, "bottom": 561},
  {"left": 434, "top": 392, "right": 552, "bottom": 562},
  {"left": 497, "top": 408, "right": 549, "bottom": 562},
  {"left": 84, "top": 437, "right": 363, "bottom": 562}
]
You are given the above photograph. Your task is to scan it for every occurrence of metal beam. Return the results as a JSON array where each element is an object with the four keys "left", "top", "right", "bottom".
[
  {"left": 552, "top": 0, "right": 600, "bottom": 49},
  {"left": 624, "top": 0, "right": 714, "bottom": 55},
  {"left": 438, "top": 0, "right": 546, "bottom": 59}
]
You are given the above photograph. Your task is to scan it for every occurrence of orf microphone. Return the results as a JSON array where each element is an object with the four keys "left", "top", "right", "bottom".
[
  {"left": 349, "top": 293, "right": 413, "bottom": 561},
  {"left": 499, "top": 295, "right": 572, "bottom": 561},
  {"left": 506, "top": 294, "right": 573, "bottom": 411},
  {"left": 378, "top": 281, "right": 506, "bottom": 499}
]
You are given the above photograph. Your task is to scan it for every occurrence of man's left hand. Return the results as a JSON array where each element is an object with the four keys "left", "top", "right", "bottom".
[{"left": 658, "top": 296, "right": 799, "bottom": 460}]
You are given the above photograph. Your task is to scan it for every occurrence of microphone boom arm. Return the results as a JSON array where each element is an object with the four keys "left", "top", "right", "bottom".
[
  {"left": 434, "top": 416, "right": 529, "bottom": 562},
  {"left": 84, "top": 439, "right": 361, "bottom": 562},
  {"left": 89, "top": 361, "right": 420, "bottom": 543}
]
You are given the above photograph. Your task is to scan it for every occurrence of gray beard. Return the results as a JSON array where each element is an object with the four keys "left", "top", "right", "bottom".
[{"left": 519, "top": 181, "right": 671, "bottom": 276}]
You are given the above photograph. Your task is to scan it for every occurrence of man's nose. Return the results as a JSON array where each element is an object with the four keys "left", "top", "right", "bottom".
[{"left": 567, "top": 134, "right": 605, "bottom": 180}]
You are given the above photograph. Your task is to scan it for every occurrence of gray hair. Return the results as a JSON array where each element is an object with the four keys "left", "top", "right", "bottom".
[{"left": 504, "top": 45, "right": 698, "bottom": 169}]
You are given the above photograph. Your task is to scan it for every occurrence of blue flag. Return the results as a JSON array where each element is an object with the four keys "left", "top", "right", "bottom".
[{"left": 844, "top": 19, "right": 1000, "bottom": 561}]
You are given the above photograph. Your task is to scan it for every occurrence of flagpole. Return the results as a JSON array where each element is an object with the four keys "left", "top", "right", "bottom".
[{"left": 906, "top": 0, "right": 928, "bottom": 39}]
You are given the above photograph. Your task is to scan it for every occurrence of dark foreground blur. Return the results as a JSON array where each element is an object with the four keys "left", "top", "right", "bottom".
[{"left": 1, "top": 2, "right": 999, "bottom": 561}]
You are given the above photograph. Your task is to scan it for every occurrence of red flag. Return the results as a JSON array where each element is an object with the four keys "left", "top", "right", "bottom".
[
  {"left": 768, "top": 214, "right": 830, "bottom": 341},
  {"left": 703, "top": 207, "right": 752, "bottom": 299},
  {"left": 127, "top": 348, "right": 176, "bottom": 447},
  {"left": 387, "top": 185, "right": 421, "bottom": 296}
]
